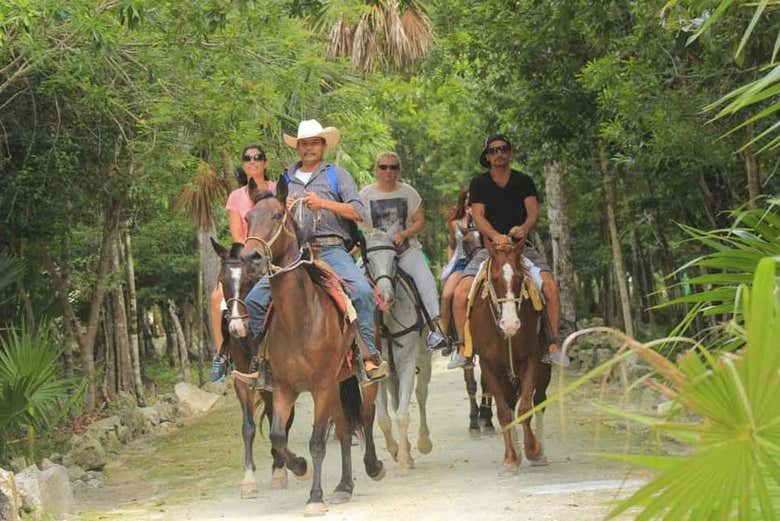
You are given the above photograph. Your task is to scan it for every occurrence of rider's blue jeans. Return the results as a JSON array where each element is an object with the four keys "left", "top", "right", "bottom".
[{"left": 246, "top": 245, "right": 378, "bottom": 356}]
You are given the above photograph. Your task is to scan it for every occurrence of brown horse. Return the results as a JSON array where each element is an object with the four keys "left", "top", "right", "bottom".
[
  {"left": 239, "top": 178, "right": 385, "bottom": 516},
  {"left": 469, "top": 237, "right": 549, "bottom": 472},
  {"left": 210, "top": 239, "right": 297, "bottom": 497}
]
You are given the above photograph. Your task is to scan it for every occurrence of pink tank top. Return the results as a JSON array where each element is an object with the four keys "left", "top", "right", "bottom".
[{"left": 225, "top": 181, "right": 276, "bottom": 243}]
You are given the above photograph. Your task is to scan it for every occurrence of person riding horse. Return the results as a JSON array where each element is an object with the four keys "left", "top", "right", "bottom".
[
  {"left": 209, "top": 144, "right": 276, "bottom": 382},
  {"left": 450, "top": 134, "right": 569, "bottom": 368},
  {"left": 245, "top": 120, "right": 389, "bottom": 389},
  {"left": 358, "top": 150, "right": 450, "bottom": 352}
]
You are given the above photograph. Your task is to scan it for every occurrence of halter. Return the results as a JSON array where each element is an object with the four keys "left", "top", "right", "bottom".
[
  {"left": 483, "top": 254, "right": 534, "bottom": 383},
  {"left": 225, "top": 296, "right": 249, "bottom": 320},
  {"left": 244, "top": 198, "right": 314, "bottom": 278},
  {"left": 364, "top": 244, "right": 398, "bottom": 288}
]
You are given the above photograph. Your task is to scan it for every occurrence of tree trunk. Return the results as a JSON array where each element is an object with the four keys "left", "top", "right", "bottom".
[
  {"left": 543, "top": 161, "right": 577, "bottom": 333},
  {"left": 168, "top": 300, "right": 191, "bottom": 382},
  {"left": 43, "top": 198, "right": 120, "bottom": 410},
  {"left": 601, "top": 151, "right": 634, "bottom": 338},
  {"left": 102, "top": 302, "right": 116, "bottom": 401},
  {"left": 122, "top": 223, "right": 145, "bottom": 404},
  {"left": 745, "top": 151, "right": 760, "bottom": 209},
  {"left": 199, "top": 227, "right": 220, "bottom": 355},
  {"left": 111, "top": 237, "right": 133, "bottom": 395}
]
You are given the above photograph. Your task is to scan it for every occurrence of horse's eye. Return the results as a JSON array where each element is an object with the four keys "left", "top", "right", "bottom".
[{"left": 273, "top": 212, "right": 283, "bottom": 221}]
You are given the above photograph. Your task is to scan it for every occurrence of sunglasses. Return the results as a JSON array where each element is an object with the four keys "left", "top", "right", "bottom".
[
  {"left": 378, "top": 164, "right": 400, "bottom": 171},
  {"left": 486, "top": 144, "right": 511, "bottom": 155},
  {"left": 243, "top": 153, "right": 266, "bottom": 162}
]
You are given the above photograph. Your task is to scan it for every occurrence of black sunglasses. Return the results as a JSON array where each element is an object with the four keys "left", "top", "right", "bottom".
[
  {"left": 378, "top": 164, "right": 400, "bottom": 171},
  {"left": 486, "top": 144, "right": 511, "bottom": 154},
  {"left": 243, "top": 153, "right": 266, "bottom": 162}
]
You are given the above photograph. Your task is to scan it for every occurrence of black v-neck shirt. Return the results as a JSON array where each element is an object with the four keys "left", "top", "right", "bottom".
[{"left": 468, "top": 169, "right": 539, "bottom": 234}]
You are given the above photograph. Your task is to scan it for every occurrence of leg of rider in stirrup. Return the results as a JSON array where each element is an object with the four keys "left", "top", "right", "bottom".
[
  {"left": 245, "top": 275, "right": 274, "bottom": 391},
  {"left": 397, "top": 248, "right": 450, "bottom": 352},
  {"left": 523, "top": 246, "right": 569, "bottom": 367},
  {"left": 319, "top": 245, "right": 388, "bottom": 382},
  {"left": 209, "top": 283, "right": 228, "bottom": 382}
]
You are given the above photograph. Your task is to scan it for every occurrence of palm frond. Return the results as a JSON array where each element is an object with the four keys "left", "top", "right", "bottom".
[{"left": 175, "top": 161, "right": 230, "bottom": 231}]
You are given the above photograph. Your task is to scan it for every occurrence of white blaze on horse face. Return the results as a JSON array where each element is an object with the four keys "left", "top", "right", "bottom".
[
  {"left": 228, "top": 267, "right": 248, "bottom": 338},
  {"left": 499, "top": 262, "right": 521, "bottom": 337}
]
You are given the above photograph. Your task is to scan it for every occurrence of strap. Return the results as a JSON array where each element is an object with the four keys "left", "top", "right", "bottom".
[
  {"left": 325, "top": 165, "right": 341, "bottom": 201},
  {"left": 397, "top": 267, "right": 436, "bottom": 332}
]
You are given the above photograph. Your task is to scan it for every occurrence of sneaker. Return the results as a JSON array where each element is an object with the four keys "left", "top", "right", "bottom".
[
  {"left": 447, "top": 353, "right": 471, "bottom": 370},
  {"left": 209, "top": 355, "right": 227, "bottom": 382},
  {"left": 548, "top": 350, "right": 571, "bottom": 367},
  {"left": 426, "top": 330, "right": 448, "bottom": 351}
]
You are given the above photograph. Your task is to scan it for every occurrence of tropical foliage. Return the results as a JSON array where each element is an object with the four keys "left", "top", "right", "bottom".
[{"left": 0, "top": 324, "right": 82, "bottom": 461}]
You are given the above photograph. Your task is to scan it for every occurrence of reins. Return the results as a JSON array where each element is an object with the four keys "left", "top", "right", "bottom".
[{"left": 244, "top": 199, "right": 315, "bottom": 278}]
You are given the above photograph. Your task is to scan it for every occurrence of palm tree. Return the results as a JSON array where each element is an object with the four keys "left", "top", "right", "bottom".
[
  {"left": 318, "top": 0, "right": 434, "bottom": 74},
  {"left": 176, "top": 161, "right": 230, "bottom": 382}
]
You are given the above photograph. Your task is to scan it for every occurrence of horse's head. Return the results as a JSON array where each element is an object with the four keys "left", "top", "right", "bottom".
[
  {"left": 363, "top": 228, "right": 398, "bottom": 306},
  {"left": 241, "top": 176, "right": 298, "bottom": 279},
  {"left": 486, "top": 236, "right": 526, "bottom": 338},
  {"left": 210, "top": 238, "right": 254, "bottom": 338}
]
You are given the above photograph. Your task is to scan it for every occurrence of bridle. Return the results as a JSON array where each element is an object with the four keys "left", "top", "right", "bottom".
[
  {"left": 244, "top": 199, "right": 313, "bottom": 278},
  {"left": 364, "top": 243, "right": 398, "bottom": 288}
]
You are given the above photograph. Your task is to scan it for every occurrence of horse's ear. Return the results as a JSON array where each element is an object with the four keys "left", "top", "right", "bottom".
[
  {"left": 210, "top": 237, "right": 229, "bottom": 259},
  {"left": 276, "top": 175, "right": 288, "bottom": 204},
  {"left": 248, "top": 178, "right": 260, "bottom": 203}
]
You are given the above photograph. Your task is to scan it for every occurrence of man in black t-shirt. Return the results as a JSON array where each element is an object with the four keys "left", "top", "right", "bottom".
[{"left": 447, "top": 134, "right": 568, "bottom": 368}]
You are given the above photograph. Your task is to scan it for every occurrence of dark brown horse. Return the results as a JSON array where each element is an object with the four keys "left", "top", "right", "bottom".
[
  {"left": 210, "top": 240, "right": 297, "bottom": 497},
  {"left": 469, "top": 237, "right": 550, "bottom": 472},
  {"left": 239, "top": 178, "right": 384, "bottom": 516}
]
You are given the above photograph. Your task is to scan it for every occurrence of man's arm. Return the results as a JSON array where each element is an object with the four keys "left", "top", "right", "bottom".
[
  {"left": 393, "top": 207, "right": 424, "bottom": 247},
  {"left": 471, "top": 202, "right": 502, "bottom": 242},
  {"left": 508, "top": 196, "right": 539, "bottom": 242},
  {"left": 303, "top": 193, "right": 362, "bottom": 222}
]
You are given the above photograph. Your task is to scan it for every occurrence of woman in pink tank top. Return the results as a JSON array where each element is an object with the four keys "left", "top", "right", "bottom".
[{"left": 209, "top": 145, "right": 276, "bottom": 381}]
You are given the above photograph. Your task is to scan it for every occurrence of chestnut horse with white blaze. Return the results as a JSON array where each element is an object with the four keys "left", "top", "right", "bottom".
[{"left": 469, "top": 237, "right": 550, "bottom": 472}]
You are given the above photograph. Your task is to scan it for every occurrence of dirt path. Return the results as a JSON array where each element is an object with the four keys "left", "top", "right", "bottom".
[{"left": 75, "top": 357, "right": 654, "bottom": 520}]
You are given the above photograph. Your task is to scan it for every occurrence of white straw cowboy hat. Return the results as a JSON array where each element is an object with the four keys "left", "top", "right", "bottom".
[{"left": 283, "top": 119, "right": 341, "bottom": 151}]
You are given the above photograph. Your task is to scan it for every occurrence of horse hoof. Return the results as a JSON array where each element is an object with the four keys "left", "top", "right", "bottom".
[
  {"left": 498, "top": 464, "right": 519, "bottom": 477},
  {"left": 330, "top": 490, "right": 352, "bottom": 504},
  {"left": 303, "top": 502, "right": 327, "bottom": 517},
  {"left": 270, "top": 468, "right": 288, "bottom": 489},
  {"left": 530, "top": 455, "right": 549, "bottom": 467},
  {"left": 369, "top": 463, "right": 386, "bottom": 481},
  {"left": 386, "top": 443, "right": 399, "bottom": 461},
  {"left": 480, "top": 424, "right": 496, "bottom": 435},
  {"left": 417, "top": 436, "right": 433, "bottom": 454},
  {"left": 295, "top": 464, "right": 312, "bottom": 481},
  {"left": 240, "top": 481, "right": 258, "bottom": 499}
]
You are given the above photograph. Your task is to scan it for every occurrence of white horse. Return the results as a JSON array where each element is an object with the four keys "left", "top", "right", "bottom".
[{"left": 362, "top": 229, "right": 433, "bottom": 470}]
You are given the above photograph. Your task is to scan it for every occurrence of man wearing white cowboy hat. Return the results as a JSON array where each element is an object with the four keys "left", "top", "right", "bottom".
[{"left": 246, "top": 119, "right": 389, "bottom": 387}]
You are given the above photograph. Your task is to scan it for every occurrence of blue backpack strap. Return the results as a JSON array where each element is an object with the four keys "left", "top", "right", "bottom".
[
  {"left": 283, "top": 171, "right": 291, "bottom": 184},
  {"left": 325, "top": 165, "right": 341, "bottom": 201}
]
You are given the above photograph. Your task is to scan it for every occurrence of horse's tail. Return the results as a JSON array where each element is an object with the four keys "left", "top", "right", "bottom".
[{"left": 339, "top": 376, "right": 363, "bottom": 435}]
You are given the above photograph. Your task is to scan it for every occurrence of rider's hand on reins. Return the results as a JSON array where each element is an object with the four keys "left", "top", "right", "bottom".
[
  {"left": 392, "top": 232, "right": 406, "bottom": 248},
  {"left": 303, "top": 191, "right": 327, "bottom": 211},
  {"left": 508, "top": 226, "right": 527, "bottom": 244},
  {"left": 286, "top": 196, "right": 298, "bottom": 210},
  {"left": 492, "top": 234, "right": 513, "bottom": 248}
]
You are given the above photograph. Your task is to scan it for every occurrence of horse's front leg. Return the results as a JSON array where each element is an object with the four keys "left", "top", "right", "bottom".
[
  {"left": 376, "top": 379, "right": 399, "bottom": 461},
  {"left": 395, "top": 358, "right": 416, "bottom": 470},
  {"left": 261, "top": 390, "right": 293, "bottom": 489},
  {"left": 415, "top": 342, "right": 433, "bottom": 454},
  {"left": 270, "top": 387, "right": 308, "bottom": 480},
  {"left": 483, "top": 367, "right": 519, "bottom": 474},
  {"left": 360, "top": 380, "right": 386, "bottom": 481},
  {"left": 304, "top": 386, "right": 333, "bottom": 516},
  {"left": 519, "top": 359, "right": 542, "bottom": 462},
  {"left": 234, "top": 380, "right": 258, "bottom": 498}
]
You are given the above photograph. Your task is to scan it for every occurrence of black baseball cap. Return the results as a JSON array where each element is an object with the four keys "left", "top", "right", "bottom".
[{"left": 479, "top": 134, "right": 512, "bottom": 167}]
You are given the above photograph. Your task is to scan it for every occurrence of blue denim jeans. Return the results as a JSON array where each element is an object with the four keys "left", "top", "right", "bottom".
[{"left": 246, "top": 245, "right": 377, "bottom": 356}]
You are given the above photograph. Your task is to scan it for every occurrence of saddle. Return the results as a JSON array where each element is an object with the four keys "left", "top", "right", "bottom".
[{"left": 462, "top": 257, "right": 543, "bottom": 358}]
